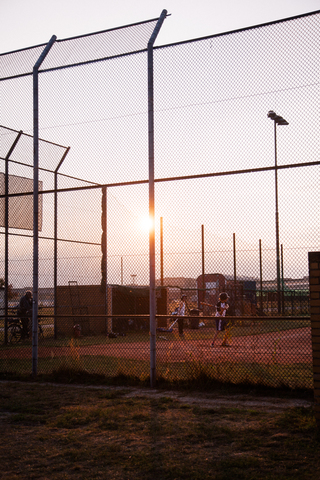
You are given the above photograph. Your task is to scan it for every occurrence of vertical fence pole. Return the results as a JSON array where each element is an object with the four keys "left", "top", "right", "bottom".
[
  {"left": 33, "top": 35, "right": 57, "bottom": 376},
  {"left": 101, "top": 186, "right": 107, "bottom": 326},
  {"left": 160, "top": 217, "right": 164, "bottom": 287},
  {"left": 233, "top": 233, "right": 237, "bottom": 311},
  {"left": 259, "top": 239, "right": 263, "bottom": 315},
  {"left": 201, "top": 224, "right": 205, "bottom": 296},
  {"left": 148, "top": 10, "right": 167, "bottom": 387},
  {"left": 281, "top": 244, "right": 284, "bottom": 283},
  {"left": 4, "top": 131, "right": 23, "bottom": 344},
  {"left": 54, "top": 172, "right": 58, "bottom": 339},
  {"left": 101, "top": 186, "right": 111, "bottom": 333},
  {"left": 308, "top": 252, "right": 320, "bottom": 429},
  {"left": 281, "top": 243, "right": 284, "bottom": 314},
  {"left": 121, "top": 257, "right": 123, "bottom": 285},
  {"left": 54, "top": 147, "right": 70, "bottom": 339},
  {"left": 104, "top": 187, "right": 110, "bottom": 333}
]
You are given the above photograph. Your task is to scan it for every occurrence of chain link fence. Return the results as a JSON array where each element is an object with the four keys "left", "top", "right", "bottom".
[{"left": 0, "top": 10, "right": 319, "bottom": 389}]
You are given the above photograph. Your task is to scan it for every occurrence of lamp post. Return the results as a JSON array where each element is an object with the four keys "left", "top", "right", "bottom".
[{"left": 267, "top": 110, "right": 288, "bottom": 314}]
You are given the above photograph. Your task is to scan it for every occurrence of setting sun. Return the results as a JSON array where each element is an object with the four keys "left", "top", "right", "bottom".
[{"left": 139, "top": 215, "right": 154, "bottom": 232}]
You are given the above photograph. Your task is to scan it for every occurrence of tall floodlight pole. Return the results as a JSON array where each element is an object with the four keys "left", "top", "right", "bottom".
[
  {"left": 148, "top": 10, "right": 167, "bottom": 388},
  {"left": 267, "top": 110, "right": 288, "bottom": 315}
]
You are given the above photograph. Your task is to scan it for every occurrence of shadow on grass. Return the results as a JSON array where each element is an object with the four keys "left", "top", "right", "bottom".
[{"left": 0, "top": 364, "right": 313, "bottom": 401}]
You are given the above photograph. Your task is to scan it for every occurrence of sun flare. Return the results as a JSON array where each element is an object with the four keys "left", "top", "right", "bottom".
[{"left": 140, "top": 215, "right": 154, "bottom": 232}]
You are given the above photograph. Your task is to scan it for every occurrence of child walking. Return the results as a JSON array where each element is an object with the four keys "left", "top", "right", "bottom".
[{"left": 211, "top": 292, "right": 231, "bottom": 347}]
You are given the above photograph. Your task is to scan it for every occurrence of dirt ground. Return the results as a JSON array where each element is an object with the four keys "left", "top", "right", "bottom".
[
  {"left": 70, "top": 384, "right": 315, "bottom": 412},
  {"left": 0, "top": 327, "right": 312, "bottom": 365},
  {"left": 0, "top": 380, "right": 314, "bottom": 413}
]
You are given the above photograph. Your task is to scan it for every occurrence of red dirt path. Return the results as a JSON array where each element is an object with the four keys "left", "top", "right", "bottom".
[{"left": 0, "top": 327, "right": 312, "bottom": 364}]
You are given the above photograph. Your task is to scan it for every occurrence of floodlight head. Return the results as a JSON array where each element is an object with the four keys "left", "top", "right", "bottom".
[
  {"left": 267, "top": 110, "right": 276, "bottom": 120},
  {"left": 267, "top": 110, "right": 289, "bottom": 126}
]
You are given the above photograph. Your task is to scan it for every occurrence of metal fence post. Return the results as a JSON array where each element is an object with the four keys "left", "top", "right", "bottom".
[
  {"left": 201, "top": 225, "right": 205, "bottom": 295},
  {"left": 4, "top": 131, "right": 23, "bottom": 344},
  {"left": 148, "top": 9, "right": 167, "bottom": 388},
  {"left": 160, "top": 217, "right": 164, "bottom": 287},
  {"left": 259, "top": 239, "right": 263, "bottom": 314},
  {"left": 233, "top": 233, "right": 237, "bottom": 311},
  {"left": 54, "top": 147, "right": 70, "bottom": 339},
  {"left": 33, "top": 35, "right": 57, "bottom": 376}
]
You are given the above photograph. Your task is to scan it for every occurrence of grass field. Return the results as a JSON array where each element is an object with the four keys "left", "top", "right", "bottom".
[{"left": 0, "top": 381, "right": 318, "bottom": 480}]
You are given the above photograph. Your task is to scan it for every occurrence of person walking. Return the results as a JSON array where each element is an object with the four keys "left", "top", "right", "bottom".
[
  {"left": 177, "top": 294, "right": 187, "bottom": 337},
  {"left": 211, "top": 292, "right": 231, "bottom": 347}
]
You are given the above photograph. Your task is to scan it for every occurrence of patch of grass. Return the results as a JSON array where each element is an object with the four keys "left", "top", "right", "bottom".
[
  {"left": 0, "top": 382, "right": 318, "bottom": 480},
  {"left": 0, "top": 363, "right": 313, "bottom": 404},
  {"left": 275, "top": 406, "right": 317, "bottom": 432},
  {"left": 156, "top": 359, "right": 313, "bottom": 390}
]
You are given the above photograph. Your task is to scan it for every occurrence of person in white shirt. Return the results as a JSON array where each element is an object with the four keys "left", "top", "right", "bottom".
[
  {"left": 211, "top": 292, "right": 230, "bottom": 347},
  {"left": 177, "top": 294, "right": 187, "bottom": 337}
]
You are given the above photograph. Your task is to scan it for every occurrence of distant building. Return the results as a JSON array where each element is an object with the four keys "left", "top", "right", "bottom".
[{"left": 262, "top": 276, "right": 309, "bottom": 292}]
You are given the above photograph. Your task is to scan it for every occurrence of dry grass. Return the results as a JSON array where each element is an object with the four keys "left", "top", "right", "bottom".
[{"left": 0, "top": 381, "right": 318, "bottom": 479}]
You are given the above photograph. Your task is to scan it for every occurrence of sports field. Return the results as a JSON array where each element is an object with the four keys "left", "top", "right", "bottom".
[
  {"left": 0, "top": 322, "right": 313, "bottom": 389},
  {"left": 0, "top": 325, "right": 311, "bottom": 362}
]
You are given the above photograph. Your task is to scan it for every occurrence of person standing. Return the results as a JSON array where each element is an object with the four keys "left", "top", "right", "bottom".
[
  {"left": 18, "top": 290, "right": 32, "bottom": 339},
  {"left": 211, "top": 292, "right": 230, "bottom": 347},
  {"left": 177, "top": 294, "right": 187, "bottom": 337}
]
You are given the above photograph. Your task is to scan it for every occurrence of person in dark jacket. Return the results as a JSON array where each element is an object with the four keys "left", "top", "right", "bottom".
[{"left": 18, "top": 290, "right": 32, "bottom": 339}]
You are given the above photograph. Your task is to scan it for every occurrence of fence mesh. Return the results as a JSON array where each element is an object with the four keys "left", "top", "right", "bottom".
[{"left": 0, "top": 11, "right": 319, "bottom": 389}]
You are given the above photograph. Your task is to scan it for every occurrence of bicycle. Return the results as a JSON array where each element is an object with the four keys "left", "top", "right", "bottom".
[{"left": 8, "top": 314, "right": 44, "bottom": 344}]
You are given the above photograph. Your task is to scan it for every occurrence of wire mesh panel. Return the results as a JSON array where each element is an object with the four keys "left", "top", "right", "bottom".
[
  {"left": 150, "top": 12, "right": 318, "bottom": 388},
  {"left": 155, "top": 313, "right": 312, "bottom": 389},
  {"left": 0, "top": 11, "right": 319, "bottom": 389},
  {"left": 0, "top": 17, "right": 161, "bottom": 381}
]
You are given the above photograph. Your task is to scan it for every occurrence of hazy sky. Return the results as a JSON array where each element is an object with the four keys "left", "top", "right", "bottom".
[
  {"left": 1, "top": 1, "right": 319, "bottom": 287},
  {"left": 1, "top": 0, "right": 319, "bottom": 53}
]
